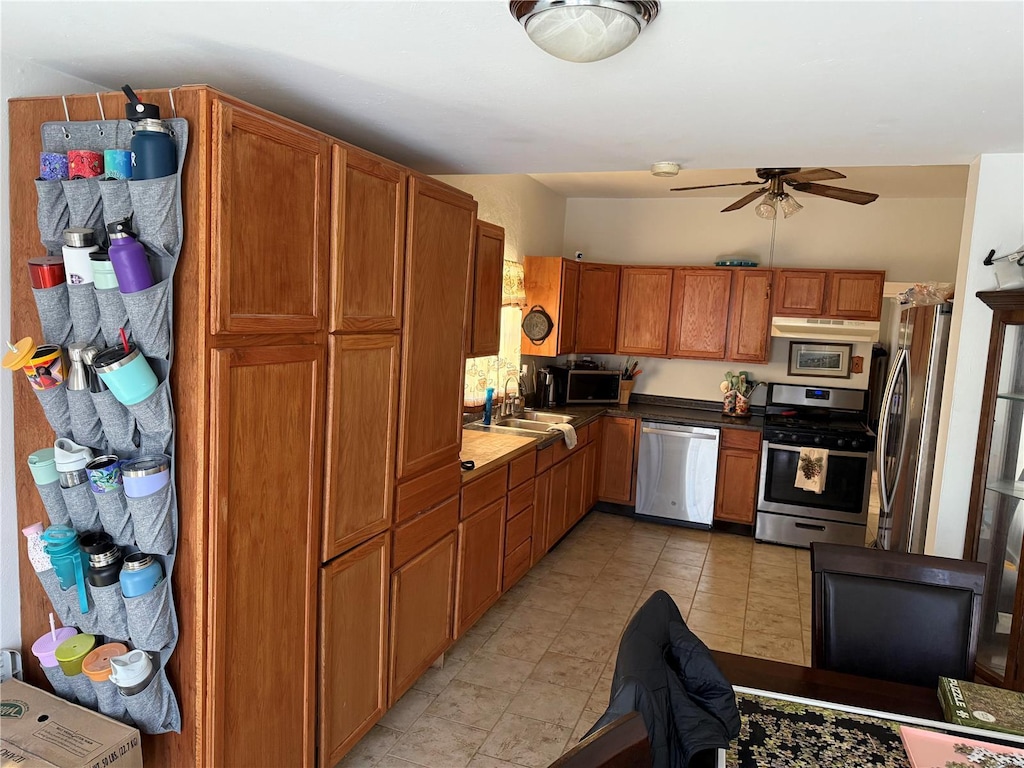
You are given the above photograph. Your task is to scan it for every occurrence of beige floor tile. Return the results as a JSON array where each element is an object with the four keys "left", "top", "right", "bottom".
[
  {"left": 663, "top": 536, "right": 711, "bottom": 555},
  {"left": 480, "top": 624, "right": 554, "bottom": 664},
  {"left": 533, "top": 570, "right": 594, "bottom": 597},
  {"left": 412, "top": 658, "right": 466, "bottom": 695},
  {"left": 601, "top": 558, "right": 655, "bottom": 580},
  {"left": 709, "top": 533, "right": 753, "bottom": 552},
  {"left": 549, "top": 627, "right": 619, "bottom": 663},
  {"left": 424, "top": 679, "right": 513, "bottom": 730},
  {"left": 669, "top": 525, "right": 711, "bottom": 542},
  {"left": 387, "top": 715, "right": 488, "bottom": 768},
  {"left": 687, "top": 607, "right": 745, "bottom": 639},
  {"left": 747, "top": 575, "right": 799, "bottom": 598},
  {"left": 472, "top": 609, "right": 508, "bottom": 634},
  {"left": 467, "top": 756, "right": 522, "bottom": 768},
  {"left": 576, "top": 586, "right": 641, "bottom": 616},
  {"left": 507, "top": 678, "right": 590, "bottom": 728},
  {"left": 744, "top": 591, "right": 802, "bottom": 620},
  {"left": 587, "top": 679, "right": 611, "bottom": 712},
  {"left": 548, "top": 555, "right": 604, "bottom": 579},
  {"left": 564, "top": 606, "right": 628, "bottom": 640},
  {"left": 518, "top": 585, "right": 583, "bottom": 616},
  {"left": 376, "top": 756, "right": 424, "bottom": 768},
  {"left": 530, "top": 651, "right": 603, "bottom": 692},
  {"left": 742, "top": 630, "right": 804, "bottom": 665},
  {"left": 691, "top": 590, "right": 747, "bottom": 619},
  {"left": 697, "top": 574, "right": 749, "bottom": 597},
  {"left": 614, "top": 540, "right": 665, "bottom": 563},
  {"left": 696, "top": 631, "right": 743, "bottom": 654},
  {"left": 338, "top": 725, "right": 402, "bottom": 767},
  {"left": 744, "top": 609, "right": 803, "bottom": 640},
  {"left": 750, "top": 558, "right": 797, "bottom": 580},
  {"left": 631, "top": 522, "right": 672, "bottom": 541},
  {"left": 700, "top": 560, "right": 750, "bottom": 582},
  {"left": 479, "top": 713, "right": 572, "bottom": 768},
  {"left": 658, "top": 546, "right": 707, "bottom": 568},
  {"left": 592, "top": 569, "right": 649, "bottom": 592},
  {"left": 502, "top": 604, "right": 568, "bottom": 637},
  {"left": 651, "top": 560, "right": 703, "bottom": 582},
  {"left": 643, "top": 575, "right": 699, "bottom": 603},
  {"left": 751, "top": 543, "right": 797, "bottom": 566},
  {"left": 456, "top": 652, "right": 535, "bottom": 694},
  {"left": 447, "top": 625, "right": 494, "bottom": 663},
  {"left": 567, "top": 709, "right": 604, "bottom": 749},
  {"left": 379, "top": 688, "right": 437, "bottom": 732}
]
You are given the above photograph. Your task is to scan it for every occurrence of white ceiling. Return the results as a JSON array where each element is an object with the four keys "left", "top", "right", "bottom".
[{"left": 2, "top": 1, "right": 1022, "bottom": 179}]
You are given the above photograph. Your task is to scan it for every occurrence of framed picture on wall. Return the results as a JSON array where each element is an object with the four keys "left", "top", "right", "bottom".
[{"left": 787, "top": 342, "right": 853, "bottom": 378}]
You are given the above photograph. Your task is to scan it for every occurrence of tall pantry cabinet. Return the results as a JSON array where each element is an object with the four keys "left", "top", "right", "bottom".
[{"left": 9, "top": 86, "right": 476, "bottom": 768}]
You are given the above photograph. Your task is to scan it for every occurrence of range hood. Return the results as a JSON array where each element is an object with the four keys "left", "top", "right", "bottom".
[{"left": 771, "top": 316, "right": 880, "bottom": 342}]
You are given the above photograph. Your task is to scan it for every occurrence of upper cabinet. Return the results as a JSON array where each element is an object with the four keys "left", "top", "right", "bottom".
[
  {"left": 726, "top": 269, "right": 773, "bottom": 363},
  {"left": 668, "top": 268, "right": 732, "bottom": 359},
  {"left": 330, "top": 145, "right": 407, "bottom": 333},
  {"left": 576, "top": 264, "right": 621, "bottom": 354},
  {"left": 521, "top": 256, "right": 578, "bottom": 357},
  {"left": 773, "top": 268, "right": 885, "bottom": 321},
  {"left": 773, "top": 270, "right": 829, "bottom": 317},
  {"left": 211, "top": 99, "right": 330, "bottom": 335},
  {"left": 617, "top": 267, "right": 673, "bottom": 356},
  {"left": 828, "top": 270, "right": 885, "bottom": 319},
  {"left": 466, "top": 221, "right": 505, "bottom": 358},
  {"left": 559, "top": 261, "right": 581, "bottom": 354}
]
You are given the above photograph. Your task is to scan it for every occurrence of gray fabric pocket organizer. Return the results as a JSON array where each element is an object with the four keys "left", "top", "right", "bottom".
[
  {"left": 92, "top": 678, "right": 134, "bottom": 725},
  {"left": 127, "top": 482, "right": 174, "bottom": 556},
  {"left": 98, "top": 178, "right": 133, "bottom": 228},
  {"left": 89, "top": 581, "right": 130, "bottom": 642},
  {"left": 35, "top": 178, "right": 70, "bottom": 255},
  {"left": 61, "top": 178, "right": 106, "bottom": 246},
  {"left": 63, "top": 580, "right": 99, "bottom": 636},
  {"left": 32, "top": 284, "right": 73, "bottom": 348},
  {"left": 95, "top": 287, "right": 131, "bottom": 348},
  {"left": 95, "top": 486, "right": 134, "bottom": 547},
  {"left": 128, "top": 177, "right": 180, "bottom": 261},
  {"left": 67, "top": 283, "right": 103, "bottom": 347},
  {"left": 41, "top": 663, "right": 77, "bottom": 702},
  {"left": 61, "top": 481, "right": 101, "bottom": 533},
  {"left": 36, "top": 480, "right": 71, "bottom": 527},
  {"left": 66, "top": 672, "right": 99, "bottom": 710},
  {"left": 91, "top": 389, "right": 138, "bottom": 457},
  {"left": 127, "top": 382, "right": 172, "bottom": 457},
  {"left": 121, "top": 280, "right": 171, "bottom": 360},
  {"left": 124, "top": 578, "right": 174, "bottom": 653},
  {"left": 67, "top": 387, "right": 106, "bottom": 453},
  {"left": 121, "top": 666, "right": 181, "bottom": 734},
  {"left": 34, "top": 385, "right": 72, "bottom": 439},
  {"left": 37, "top": 568, "right": 72, "bottom": 627}
]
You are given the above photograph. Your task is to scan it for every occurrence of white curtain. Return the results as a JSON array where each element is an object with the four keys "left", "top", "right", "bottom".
[{"left": 464, "top": 261, "right": 527, "bottom": 407}]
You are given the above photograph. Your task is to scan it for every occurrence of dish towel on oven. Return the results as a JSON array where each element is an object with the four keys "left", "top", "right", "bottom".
[
  {"left": 795, "top": 447, "right": 828, "bottom": 494},
  {"left": 547, "top": 422, "right": 577, "bottom": 450}
]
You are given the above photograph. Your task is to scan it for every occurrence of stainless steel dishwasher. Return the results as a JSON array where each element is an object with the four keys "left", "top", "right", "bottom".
[{"left": 635, "top": 421, "right": 720, "bottom": 527}]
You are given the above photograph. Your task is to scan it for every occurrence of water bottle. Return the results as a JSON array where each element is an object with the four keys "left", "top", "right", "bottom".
[
  {"left": 67, "top": 343, "right": 90, "bottom": 391},
  {"left": 483, "top": 387, "right": 495, "bottom": 425},
  {"left": 110, "top": 649, "right": 155, "bottom": 696},
  {"left": 40, "top": 526, "right": 90, "bottom": 614},
  {"left": 22, "top": 523, "right": 50, "bottom": 573},
  {"left": 79, "top": 531, "right": 122, "bottom": 587},
  {"left": 123, "top": 85, "right": 176, "bottom": 180},
  {"left": 119, "top": 552, "right": 163, "bottom": 597},
  {"left": 106, "top": 218, "right": 154, "bottom": 293},
  {"left": 62, "top": 228, "right": 98, "bottom": 286}
]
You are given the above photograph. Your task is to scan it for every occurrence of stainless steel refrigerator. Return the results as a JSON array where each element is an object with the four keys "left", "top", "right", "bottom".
[{"left": 876, "top": 301, "right": 953, "bottom": 552}]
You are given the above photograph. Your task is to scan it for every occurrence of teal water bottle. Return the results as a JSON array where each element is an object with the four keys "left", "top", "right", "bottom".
[
  {"left": 41, "top": 525, "right": 90, "bottom": 614},
  {"left": 483, "top": 387, "right": 495, "bottom": 425}
]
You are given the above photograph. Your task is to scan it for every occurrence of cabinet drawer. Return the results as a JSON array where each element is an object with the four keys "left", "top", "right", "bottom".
[
  {"left": 508, "top": 451, "right": 537, "bottom": 490},
  {"left": 536, "top": 445, "right": 555, "bottom": 473},
  {"left": 507, "top": 478, "right": 535, "bottom": 518},
  {"left": 503, "top": 538, "right": 532, "bottom": 591},
  {"left": 506, "top": 506, "right": 533, "bottom": 552},
  {"left": 393, "top": 497, "right": 459, "bottom": 569},
  {"left": 461, "top": 465, "right": 509, "bottom": 519},
  {"left": 721, "top": 427, "right": 761, "bottom": 451},
  {"left": 395, "top": 462, "right": 461, "bottom": 524}
]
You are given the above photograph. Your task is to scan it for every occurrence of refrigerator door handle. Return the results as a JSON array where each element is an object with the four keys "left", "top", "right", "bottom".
[{"left": 876, "top": 347, "right": 907, "bottom": 515}]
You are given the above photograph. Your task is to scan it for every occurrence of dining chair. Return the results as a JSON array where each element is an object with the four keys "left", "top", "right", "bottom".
[
  {"left": 548, "top": 712, "right": 652, "bottom": 768},
  {"left": 811, "top": 542, "right": 986, "bottom": 688}
]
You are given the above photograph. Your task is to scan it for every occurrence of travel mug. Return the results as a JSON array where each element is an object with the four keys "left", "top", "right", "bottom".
[
  {"left": 121, "top": 455, "right": 170, "bottom": 498},
  {"left": 54, "top": 438, "right": 94, "bottom": 488},
  {"left": 86, "top": 455, "right": 122, "bottom": 493},
  {"left": 28, "top": 448, "right": 60, "bottom": 485},
  {"left": 107, "top": 218, "right": 154, "bottom": 293},
  {"left": 92, "top": 343, "right": 158, "bottom": 405},
  {"left": 67, "top": 343, "right": 90, "bottom": 391},
  {"left": 80, "top": 346, "right": 106, "bottom": 393},
  {"left": 39, "top": 152, "right": 69, "bottom": 181},
  {"left": 103, "top": 149, "right": 132, "bottom": 181},
  {"left": 68, "top": 150, "right": 103, "bottom": 179},
  {"left": 80, "top": 531, "right": 122, "bottom": 587},
  {"left": 89, "top": 251, "right": 119, "bottom": 289},
  {"left": 110, "top": 649, "right": 155, "bottom": 696},
  {"left": 63, "top": 228, "right": 98, "bottom": 285},
  {"left": 31, "top": 626, "right": 78, "bottom": 669},
  {"left": 55, "top": 633, "right": 96, "bottom": 676},
  {"left": 28, "top": 256, "right": 66, "bottom": 289},
  {"left": 119, "top": 552, "right": 163, "bottom": 598},
  {"left": 2, "top": 339, "right": 65, "bottom": 392}
]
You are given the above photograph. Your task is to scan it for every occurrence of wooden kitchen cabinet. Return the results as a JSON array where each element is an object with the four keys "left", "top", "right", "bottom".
[
  {"left": 396, "top": 177, "right": 477, "bottom": 480},
  {"left": 466, "top": 221, "right": 505, "bottom": 358},
  {"left": 583, "top": 420, "right": 602, "bottom": 511},
  {"left": 319, "top": 533, "right": 390, "bottom": 767},
  {"left": 576, "top": 263, "right": 621, "bottom": 354},
  {"left": 726, "top": 269, "right": 773, "bottom": 363},
  {"left": 598, "top": 416, "right": 640, "bottom": 504},
  {"left": 668, "top": 268, "right": 732, "bottom": 359},
  {"left": 521, "top": 256, "right": 580, "bottom": 357},
  {"left": 560, "top": 261, "right": 581, "bottom": 354},
  {"left": 330, "top": 145, "right": 407, "bottom": 332},
  {"left": 567, "top": 449, "right": 587, "bottom": 528},
  {"left": 545, "top": 458, "right": 572, "bottom": 549},
  {"left": 323, "top": 334, "right": 400, "bottom": 561},
  {"left": 617, "top": 267, "right": 673, "bottom": 356},
  {"left": 713, "top": 428, "right": 762, "bottom": 525},
  {"left": 772, "top": 268, "right": 885, "bottom": 320},
  {"left": 455, "top": 497, "right": 506, "bottom": 636},
  {"left": 211, "top": 98, "right": 330, "bottom": 335},
  {"left": 828, "top": 270, "right": 885, "bottom": 319},
  {"left": 773, "top": 269, "right": 829, "bottom": 317}
]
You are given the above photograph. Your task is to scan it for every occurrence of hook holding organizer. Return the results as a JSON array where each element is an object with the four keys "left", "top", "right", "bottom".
[{"left": 983, "top": 244, "right": 1024, "bottom": 266}]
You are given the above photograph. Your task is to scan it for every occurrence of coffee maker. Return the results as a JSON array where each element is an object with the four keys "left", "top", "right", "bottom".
[{"left": 535, "top": 365, "right": 568, "bottom": 408}]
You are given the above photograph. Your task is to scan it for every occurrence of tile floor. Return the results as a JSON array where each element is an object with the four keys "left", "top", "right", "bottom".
[{"left": 339, "top": 512, "right": 813, "bottom": 768}]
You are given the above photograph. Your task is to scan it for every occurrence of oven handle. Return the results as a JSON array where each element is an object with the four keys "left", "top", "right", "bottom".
[{"left": 765, "top": 443, "right": 871, "bottom": 460}]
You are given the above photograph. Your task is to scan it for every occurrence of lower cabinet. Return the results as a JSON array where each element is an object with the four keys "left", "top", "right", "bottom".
[
  {"left": 567, "top": 450, "right": 586, "bottom": 528},
  {"left": 319, "top": 533, "right": 390, "bottom": 767},
  {"left": 455, "top": 498, "right": 506, "bottom": 636},
  {"left": 713, "top": 428, "right": 762, "bottom": 525},
  {"left": 546, "top": 458, "right": 571, "bottom": 549},
  {"left": 532, "top": 467, "right": 551, "bottom": 565},
  {"left": 598, "top": 416, "right": 639, "bottom": 504}
]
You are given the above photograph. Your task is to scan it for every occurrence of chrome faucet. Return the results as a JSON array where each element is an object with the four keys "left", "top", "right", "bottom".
[{"left": 502, "top": 376, "right": 524, "bottom": 418}]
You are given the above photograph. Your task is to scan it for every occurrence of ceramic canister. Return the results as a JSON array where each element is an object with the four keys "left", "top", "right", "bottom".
[
  {"left": 92, "top": 344, "right": 157, "bottom": 406},
  {"left": 121, "top": 455, "right": 170, "bottom": 498}
]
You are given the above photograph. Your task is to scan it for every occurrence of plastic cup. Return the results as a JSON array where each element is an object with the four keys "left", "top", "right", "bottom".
[
  {"left": 2, "top": 338, "right": 64, "bottom": 392},
  {"left": 28, "top": 448, "right": 59, "bottom": 485},
  {"left": 55, "top": 633, "right": 96, "bottom": 676},
  {"left": 31, "top": 626, "right": 77, "bottom": 669},
  {"left": 82, "top": 642, "right": 129, "bottom": 682}
]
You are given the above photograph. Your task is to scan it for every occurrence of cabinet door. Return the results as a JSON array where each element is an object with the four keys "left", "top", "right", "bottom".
[
  {"left": 617, "top": 268, "right": 672, "bottom": 355},
  {"left": 397, "top": 178, "right": 477, "bottom": 480},
  {"left": 828, "top": 270, "right": 885, "bottom": 320},
  {"left": 319, "top": 533, "right": 389, "bottom": 767},
  {"left": 567, "top": 450, "right": 586, "bottom": 527},
  {"left": 323, "top": 334, "right": 399, "bottom": 560},
  {"left": 468, "top": 221, "right": 505, "bottom": 358},
  {"left": 713, "top": 448, "right": 760, "bottom": 525},
  {"left": 331, "top": 146, "right": 407, "bottom": 332},
  {"left": 455, "top": 498, "right": 506, "bottom": 636},
  {"left": 598, "top": 416, "right": 639, "bottom": 504},
  {"left": 532, "top": 468, "right": 551, "bottom": 565},
  {"left": 582, "top": 441, "right": 598, "bottom": 513},
  {"left": 773, "top": 270, "right": 828, "bottom": 317},
  {"left": 212, "top": 99, "right": 330, "bottom": 335},
  {"left": 389, "top": 531, "right": 457, "bottom": 704},
  {"left": 546, "top": 459, "right": 571, "bottom": 550},
  {"left": 558, "top": 261, "right": 581, "bottom": 354},
  {"left": 668, "top": 268, "right": 731, "bottom": 359},
  {"left": 587, "top": 420, "right": 603, "bottom": 510},
  {"left": 726, "top": 269, "right": 772, "bottom": 363},
  {"left": 576, "top": 264, "right": 620, "bottom": 354},
  {"left": 208, "top": 345, "right": 324, "bottom": 768}
]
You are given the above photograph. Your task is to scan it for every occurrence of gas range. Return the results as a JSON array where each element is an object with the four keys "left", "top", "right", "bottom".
[
  {"left": 762, "top": 383, "right": 875, "bottom": 452},
  {"left": 763, "top": 417, "right": 875, "bottom": 452}
]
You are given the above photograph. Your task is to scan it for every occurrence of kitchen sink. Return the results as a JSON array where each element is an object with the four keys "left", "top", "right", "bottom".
[
  {"left": 515, "top": 411, "right": 572, "bottom": 424},
  {"left": 493, "top": 418, "right": 563, "bottom": 432}
]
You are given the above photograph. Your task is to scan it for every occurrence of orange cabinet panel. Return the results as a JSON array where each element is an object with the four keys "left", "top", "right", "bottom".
[
  {"left": 455, "top": 498, "right": 505, "bottom": 636},
  {"left": 559, "top": 261, "right": 580, "bottom": 354},
  {"left": 828, "top": 270, "right": 885, "bottom": 320},
  {"left": 617, "top": 267, "right": 672, "bottom": 356},
  {"left": 726, "top": 269, "right": 772, "bottom": 363},
  {"left": 576, "top": 264, "right": 620, "bottom": 354},
  {"left": 713, "top": 430, "right": 761, "bottom": 525},
  {"left": 598, "top": 416, "right": 640, "bottom": 504},
  {"left": 532, "top": 469, "right": 551, "bottom": 565},
  {"left": 772, "top": 270, "right": 828, "bottom": 317},
  {"left": 467, "top": 221, "right": 505, "bottom": 357},
  {"left": 668, "top": 268, "right": 732, "bottom": 359}
]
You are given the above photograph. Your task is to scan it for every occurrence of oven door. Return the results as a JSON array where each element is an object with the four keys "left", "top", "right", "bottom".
[{"left": 758, "top": 442, "right": 872, "bottom": 524}]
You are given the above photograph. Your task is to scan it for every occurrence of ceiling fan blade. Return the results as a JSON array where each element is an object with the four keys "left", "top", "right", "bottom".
[
  {"left": 790, "top": 182, "right": 879, "bottom": 205},
  {"left": 669, "top": 180, "right": 762, "bottom": 192},
  {"left": 722, "top": 188, "right": 768, "bottom": 212},
  {"left": 781, "top": 168, "right": 847, "bottom": 184}
]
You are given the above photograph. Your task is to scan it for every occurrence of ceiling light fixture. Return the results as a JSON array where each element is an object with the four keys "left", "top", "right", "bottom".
[
  {"left": 778, "top": 193, "right": 803, "bottom": 219},
  {"left": 510, "top": 1, "right": 660, "bottom": 63},
  {"left": 650, "top": 161, "right": 680, "bottom": 177},
  {"left": 755, "top": 193, "right": 778, "bottom": 220}
]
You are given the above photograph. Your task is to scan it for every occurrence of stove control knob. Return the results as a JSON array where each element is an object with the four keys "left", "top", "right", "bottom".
[
  {"left": 836, "top": 439, "right": 845, "bottom": 448},
  {"left": 790, "top": 434, "right": 798, "bottom": 442},
  {"left": 850, "top": 439, "right": 860, "bottom": 450},
  {"left": 813, "top": 436, "right": 822, "bottom": 445}
]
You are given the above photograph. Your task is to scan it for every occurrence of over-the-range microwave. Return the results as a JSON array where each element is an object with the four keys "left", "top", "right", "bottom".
[{"left": 566, "top": 370, "right": 621, "bottom": 404}]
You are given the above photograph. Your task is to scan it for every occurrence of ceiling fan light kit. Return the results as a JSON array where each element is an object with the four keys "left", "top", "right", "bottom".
[
  {"left": 650, "top": 161, "right": 680, "bottom": 177},
  {"left": 755, "top": 194, "right": 778, "bottom": 220},
  {"left": 510, "top": 0, "right": 660, "bottom": 63},
  {"left": 778, "top": 193, "right": 803, "bottom": 218}
]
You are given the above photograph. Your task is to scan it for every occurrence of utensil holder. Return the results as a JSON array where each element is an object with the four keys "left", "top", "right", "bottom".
[{"left": 618, "top": 379, "right": 634, "bottom": 406}]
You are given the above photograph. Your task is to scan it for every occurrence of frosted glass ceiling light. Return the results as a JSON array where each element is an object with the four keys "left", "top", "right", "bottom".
[
  {"left": 755, "top": 193, "right": 778, "bottom": 220},
  {"left": 779, "top": 193, "right": 804, "bottom": 218},
  {"left": 510, "top": 1, "right": 660, "bottom": 63}
]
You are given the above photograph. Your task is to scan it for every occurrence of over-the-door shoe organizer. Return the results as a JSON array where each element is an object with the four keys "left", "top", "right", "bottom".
[{"left": 28, "top": 116, "right": 188, "bottom": 734}]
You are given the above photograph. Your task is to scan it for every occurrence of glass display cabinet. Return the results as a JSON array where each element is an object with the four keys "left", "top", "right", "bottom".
[{"left": 966, "top": 289, "right": 1024, "bottom": 689}]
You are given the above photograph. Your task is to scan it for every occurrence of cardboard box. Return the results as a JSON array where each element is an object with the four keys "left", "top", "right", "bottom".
[{"left": 1, "top": 679, "right": 141, "bottom": 768}]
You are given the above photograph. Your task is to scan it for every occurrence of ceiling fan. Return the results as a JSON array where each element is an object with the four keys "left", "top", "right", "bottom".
[{"left": 670, "top": 168, "right": 879, "bottom": 218}]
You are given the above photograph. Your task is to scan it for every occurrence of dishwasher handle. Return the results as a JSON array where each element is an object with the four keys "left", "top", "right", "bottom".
[{"left": 641, "top": 427, "right": 718, "bottom": 440}]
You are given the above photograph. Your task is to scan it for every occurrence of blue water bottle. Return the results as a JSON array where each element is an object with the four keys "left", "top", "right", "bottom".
[
  {"left": 122, "top": 85, "right": 177, "bottom": 180},
  {"left": 483, "top": 387, "right": 495, "bottom": 425}
]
